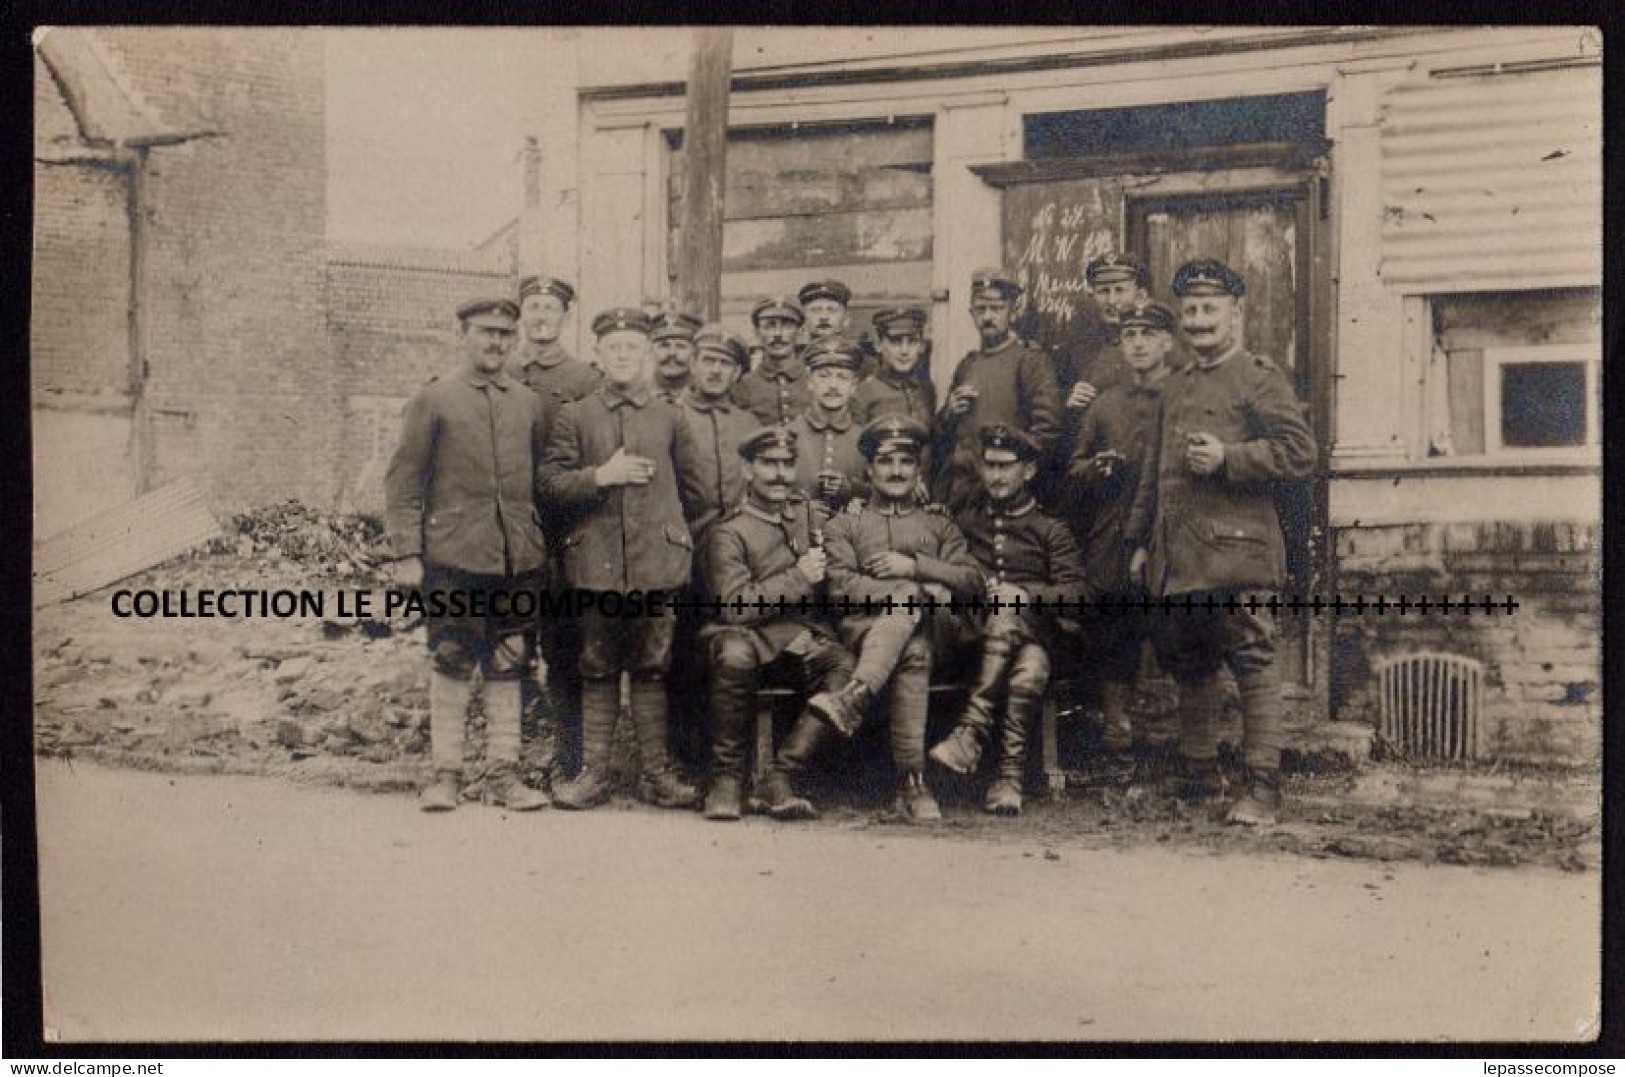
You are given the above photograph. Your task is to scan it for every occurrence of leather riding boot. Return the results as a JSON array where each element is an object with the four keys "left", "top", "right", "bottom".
[
  {"left": 760, "top": 713, "right": 828, "bottom": 821},
  {"left": 806, "top": 678, "right": 874, "bottom": 738},
  {"left": 928, "top": 635, "right": 1014, "bottom": 775},
  {"left": 985, "top": 684, "right": 1040, "bottom": 816},
  {"left": 629, "top": 679, "right": 698, "bottom": 809},
  {"left": 1099, "top": 679, "right": 1135, "bottom": 753},
  {"left": 894, "top": 769, "right": 942, "bottom": 824},
  {"left": 553, "top": 677, "right": 617, "bottom": 810}
]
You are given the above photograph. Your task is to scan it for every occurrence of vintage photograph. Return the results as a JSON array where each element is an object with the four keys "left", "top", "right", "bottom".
[{"left": 27, "top": 25, "right": 1602, "bottom": 1043}]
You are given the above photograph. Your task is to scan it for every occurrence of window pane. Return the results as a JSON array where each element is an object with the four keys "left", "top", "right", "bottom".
[{"left": 1500, "top": 362, "right": 1587, "bottom": 448}]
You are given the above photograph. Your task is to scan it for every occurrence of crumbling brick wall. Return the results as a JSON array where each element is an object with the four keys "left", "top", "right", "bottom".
[
  {"left": 95, "top": 28, "right": 334, "bottom": 512},
  {"left": 1331, "top": 521, "right": 1600, "bottom": 765}
]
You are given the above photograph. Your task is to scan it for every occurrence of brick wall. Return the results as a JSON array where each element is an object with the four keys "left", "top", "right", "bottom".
[
  {"left": 1331, "top": 521, "right": 1600, "bottom": 765},
  {"left": 97, "top": 28, "right": 332, "bottom": 511},
  {"left": 324, "top": 244, "right": 516, "bottom": 513},
  {"left": 32, "top": 59, "right": 132, "bottom": 399}
]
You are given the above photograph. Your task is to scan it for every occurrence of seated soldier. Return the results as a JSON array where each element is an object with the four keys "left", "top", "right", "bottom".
[
  {"left": 929, "top": 424, "right": 1094, "bottom": 816},
  {"left": 787, "top": 340, "right": 871, "bottom": 516},
  {"left": 701, "top": 426, "right": 856, "bottom": 822},
  {"left": 818, "top": 415, "right": 984, "bottom": 822}
]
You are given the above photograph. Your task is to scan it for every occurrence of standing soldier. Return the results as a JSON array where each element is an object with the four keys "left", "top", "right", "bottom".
[
  {"left": 929, "top": 425, "right": 1093, "bottom": 816},
  {"left": 701, "top": 427, "right": 856, "bottom": 822},
  {"left": 786, "top": 341, "right": 870, "bottom": 515},
  {"left": 852, "top": 307, "right": 936, "bottom": 428},
  {"left": 796, "top": 277, "right": 864, "bottom": 378},
  {"left": 385, "top": 296, "right": 550, "bottom": 813},
  {"left": 1065, "top": 299, "right": 1177, "bottom": 756},
  {"left": 511, "top": 273, "right": 598, "bottom": 785},
  {"left": 1126, "top": 258, "right": 1316, "bottom": 826},
  {"left": 539, "top": 307, "right": 705, "bottom": 811},
  {"left": 935, "top": 269, "right": 1063, "bottom": 514},
  {"left": 1041, "top": 252, "right": 1152, "bottom": 504},
  {"left": 651, "top": 309, "right": 703, "bottom": 403},
  {"left": 669, "top": 325, "right": 756, "bottom": 774},
  {"left": 733, "top": 296, "right": 811, "bottom": 425},
  {"left": 820, "top": 416, "right": 985, "bottom": 822},
  {"left": 511, "top": 275, "right": 599, "bottom": 408}
]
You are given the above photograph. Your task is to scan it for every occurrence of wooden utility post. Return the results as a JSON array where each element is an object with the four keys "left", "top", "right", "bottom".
[{"left": 675, "top": 28, "right": 732, "bottom": 322}]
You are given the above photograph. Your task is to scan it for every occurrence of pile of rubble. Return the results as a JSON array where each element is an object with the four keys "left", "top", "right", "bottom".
[{"left": 204, "top": 500, "right": 392, "bottom": 583}]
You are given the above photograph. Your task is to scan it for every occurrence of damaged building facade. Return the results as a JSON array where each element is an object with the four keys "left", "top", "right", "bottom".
[
  {"left": 31, "top": 27, "right": 1601, "bottom": 767},
  {"left": 518, "top": 26, "right": 1601, "bottom": 764}
]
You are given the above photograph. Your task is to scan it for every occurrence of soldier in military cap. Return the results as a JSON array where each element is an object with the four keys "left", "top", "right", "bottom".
[
  {"left": 1125, "top": 257, "right": 1315, "bottom": 826},
  {"left": 668, "top": 325, "right": 756, "bottom": 775},
  {"left": 853, "top": 307, "right": 937, "bottom": 433},
  {"left": 701, "top": 426, "right": 858, "bottom": 822},
  {"left": 929, "top": 424, "right": 1093, "bottom": 816},
  {"left": 1039, "top": 252, "right": 1152, "bottom": 507},
  {"left": 816, "top": 415, "right": 984, "bottom": 822},
  {"left": 1065, "top": 299, "right": 1178, "bottom": 756},
  {"left": 786, "top": 341, "right": 871, "bottom": 515},
  {"left": 512, "top": 275, "right": 599, "bottom": 777},
  {"left": 935, "top": 269, "right": 1063, "bottom": 515},
  {"left": 512, "top": 275, "right": 599, "bottom": 408},
  {"left": 733, "top": 296, "right": 812, "bottom": 425},
  {"left": 651, "top": 308, "right": 704, "bottom": 403},
  {"left": 385, "top": 296, "right": 550, "bottom": 813},
  {"left": 539, "top": 307, "right": 706, "bottom": 811}
]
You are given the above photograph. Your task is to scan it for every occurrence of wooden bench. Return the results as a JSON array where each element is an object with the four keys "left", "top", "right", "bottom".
[{"left": 752, "top": 682, "right": 1069, "bottom": 801}]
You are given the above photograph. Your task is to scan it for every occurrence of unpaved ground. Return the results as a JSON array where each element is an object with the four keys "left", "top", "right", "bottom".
[
  {"left": 36, "top": 762, "right": 1600, "bottom": 1042},
  {"left": 34, "top": 553, "right": 1602, "bottom": 873}
]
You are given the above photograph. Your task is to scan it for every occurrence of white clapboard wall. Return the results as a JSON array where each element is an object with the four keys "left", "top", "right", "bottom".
[{"left": 33, "top": 475, "right": 221, "bottom": 607}]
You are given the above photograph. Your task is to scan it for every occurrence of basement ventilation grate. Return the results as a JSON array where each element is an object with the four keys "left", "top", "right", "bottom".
[{"left": 1375, "top": 652, "right": 1484, "bottom": 761}]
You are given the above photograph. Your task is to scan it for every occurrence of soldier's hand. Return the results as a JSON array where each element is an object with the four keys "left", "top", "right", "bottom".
[
  {"left": 921, "top": 582, "right": 952, "bottom": 606},
  {"left": 391, "top": 556, "right": 423, "bottom": 589},
  {"left": 1086, "top": 450, "right": 1123, "bottom": 480},
  {"left": 1129, "top": 548, "right": 1148, "bottom": 589},
  {"left": 1185, "top": 432, "right": 1226, "bottom": 477},
  {"left": 595, "top": 447, "right": 656, "bottom": 487},
  {"left": 946, "top": 384, "right": 979, "bottom": 416},
  {"left": 1067, "top": 380, "right": 1099, "bottom": 410},
  {"left": 796, "top": 547, "right": 827, "bottom": 584},
  {"left": 866, "top": 551, "right": 916, "bottom": 579}
]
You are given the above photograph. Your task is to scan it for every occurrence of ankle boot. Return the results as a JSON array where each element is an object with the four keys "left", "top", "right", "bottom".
[
  {"left": 554, "top": 678, "right": 618, "bottom": 810},
  {"left": 806, "top": 679, "right": 873, "bottom": 738},
  {"left": 929, "top": 636, "right": 1013, "bottom": 774},
  {"left": 483, "top": 764, "right": 549, "bottom": 811},
  {"left": 1099, "top": 679, "right": 1135, "bottom": 753},
  {"left": 419, "top": 768, "right": 461, "bottom": 812},
  {"left": 760, "top": 713, "right": 827, "bottom": 821},
  {"left": 1225, "top": 767, "right": 1283, "bottom": 826},
  {"left": 629, "top": 679, "right": 698, "bottom": 809},
  {"left": 894, "top": 769, "right": 942, "bottom": 824}
]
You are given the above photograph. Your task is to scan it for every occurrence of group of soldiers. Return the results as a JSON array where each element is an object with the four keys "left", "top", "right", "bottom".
[{"left": 383, "top": 253, "right": 1315, "bottom": 828}]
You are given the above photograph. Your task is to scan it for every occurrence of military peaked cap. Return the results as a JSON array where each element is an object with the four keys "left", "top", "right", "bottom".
[
  {"left": 858, "top": 414, "right": 930, "bottom": 460},
  {"left": 977, "top": 423, "right": 1041, "bottom": 462},
  {"left": 1171, "top": 258, "right": 1247, "bottom": 297}
]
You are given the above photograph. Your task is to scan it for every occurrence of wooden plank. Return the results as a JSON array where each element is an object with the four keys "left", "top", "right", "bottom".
[
  {"left": 716, "top": 261, "right": 933, "bottom": 305},
  {"left": 33, "top": 475, "right": 220, "bottom": 607},
  {"left": 671, "top": 166, "right": 932, "bottom": 222},
  {"left": 673, "top": 121, "right": 932, "bottom": 174}
]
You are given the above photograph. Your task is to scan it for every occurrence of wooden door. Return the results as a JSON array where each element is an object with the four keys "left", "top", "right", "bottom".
[{"left": 1129, "top": 187, "right": 1322, "bottom": 691}]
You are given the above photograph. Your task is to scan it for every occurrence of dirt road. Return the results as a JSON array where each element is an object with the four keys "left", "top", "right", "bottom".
[{"left": 35, "top": 762, "right": 1598, "bottom": 1043}]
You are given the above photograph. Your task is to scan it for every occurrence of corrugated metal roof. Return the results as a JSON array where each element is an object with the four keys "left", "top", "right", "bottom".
[{"left": 1380, "top": 63, "right": 1600, "bottom": 290}]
